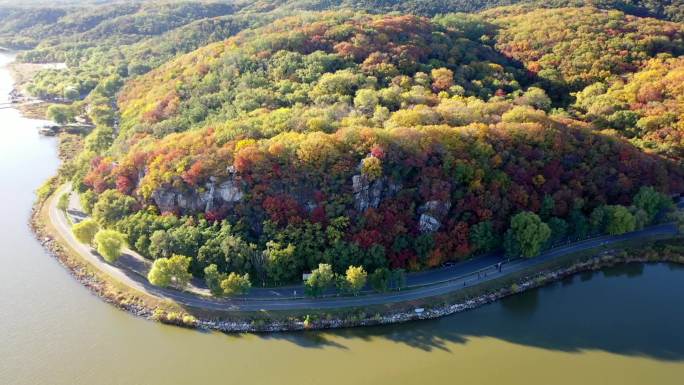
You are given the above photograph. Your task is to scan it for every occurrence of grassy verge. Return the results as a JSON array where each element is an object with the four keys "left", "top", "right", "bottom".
[{"left": 15, "top": 101, "right": 48, "bottom": 120}]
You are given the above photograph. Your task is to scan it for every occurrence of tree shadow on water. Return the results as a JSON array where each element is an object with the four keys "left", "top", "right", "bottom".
[
  {"left": 260, "top": 331, "right": 350, "bottom": 350},
  {"left": 260, "top": 263, "right": 684, "bottom": 361}
]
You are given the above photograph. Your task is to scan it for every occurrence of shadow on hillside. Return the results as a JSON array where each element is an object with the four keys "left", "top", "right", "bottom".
[{"left": 255, "top": 263, "right": 684, "bottom": 361}]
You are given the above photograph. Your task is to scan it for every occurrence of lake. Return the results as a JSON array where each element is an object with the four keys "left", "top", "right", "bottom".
[{"left": 1, "top": 52, "right": 682, "bottom": 385}]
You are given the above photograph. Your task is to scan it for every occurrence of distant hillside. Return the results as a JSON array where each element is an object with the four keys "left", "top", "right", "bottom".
[
  {"left": 573, "top": 56, "right": 684, "bottom": 159},
  {"left": 484, "top": 5, "right": 684, "bottom": 94}
]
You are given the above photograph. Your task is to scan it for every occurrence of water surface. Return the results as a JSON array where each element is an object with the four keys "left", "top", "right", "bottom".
[{"left": 1, "top": 52, "right": 683, "bottom": 385}]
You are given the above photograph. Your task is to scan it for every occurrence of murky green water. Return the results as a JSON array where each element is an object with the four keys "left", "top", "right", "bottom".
[{"left": 1, "top": 52, "right": 683, "bottom": 385}]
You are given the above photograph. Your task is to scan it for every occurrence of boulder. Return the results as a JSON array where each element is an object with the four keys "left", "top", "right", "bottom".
[
  {"left": 421, "top": 200, "right": 452, "bottom": 218},
  {"left": 417, "top": 200, "right": 452, "bottom": 233},
  {"left": 419, "top": 214, "right": 441, "bottom": 233}
]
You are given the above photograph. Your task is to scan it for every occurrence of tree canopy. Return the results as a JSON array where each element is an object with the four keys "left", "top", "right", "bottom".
[
  {"left": 147, "top": 254, "right": 193, "bottom": 289},
  {"left": 72, "top": 219, "right": 99, "bottom": 245},
  {"left": 505, "top": 212, "right": 551, "bottom": 258},
  {"left": 94, "top": 229, "right": 126, "bottom": 263}
]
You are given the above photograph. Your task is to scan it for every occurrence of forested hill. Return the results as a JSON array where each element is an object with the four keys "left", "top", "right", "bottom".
[
  {"left": 0, "top": 2, "right": 242, "bottom": 50},
  {"left": 16, "top": 1, "right": 684, "bottom": 289},
  {"left": 239, "top": 0, "right": 684, "bottom": 21},
  {"left": 2, "top": 0, "right": 684, "bottom": 50}
]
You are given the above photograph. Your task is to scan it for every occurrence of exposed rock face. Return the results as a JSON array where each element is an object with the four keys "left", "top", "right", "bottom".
[
  {"left": 352, "top": 174, "right": 403, "bottom": 213},
  {"left": 217, "top": 180, "right": 243, "bottom": 203},
  {"left": 418, "top": 200, "right": 452, "bottom": 233},
  {"left": 178, "top": 190, "right": 209, "bottom": 212},
  {"left": 419, "top": 214, "right": 441, "bottom": 233},
  {"left": 151, "top": 189, "right": 178, "bottom": 213},
  {"left": 350, "top": 156, "right": 404, "bottom": 212},
  {"left": 352, "top": 174, "right": 383, "bottom": 212},
  {"left": 152, "top": 176, "right": 243, "bottom": 214}
]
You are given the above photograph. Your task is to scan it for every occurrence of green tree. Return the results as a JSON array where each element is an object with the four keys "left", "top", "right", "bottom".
[
  {"left": 668, "top": 210, "right": 684, "bottom": 234},
  {"left": 344, "top": 265, "right": 367, "bottom": 295},
  {"left": 84, "top": 126, "right": 115, "bottom": 153},
  {"left": 604, "top": 205, "right": 636, "bottom": 235},
  {"left": 46, "top": 104, "right": 74, "bottom": 124},
  {"left": 362, "top": 244, "right": 388, "bottom": 272},
  {"left": 88, "top": 104, "right": 116, "bottom": 127},
  {"left": 79, "top": 190, "right": 98, "bottom": 214},
  {"left": 305, "top": 263, "right": 336, "bottom": 297},
  {"left": 504, "top": 212, "right": 551, "bottom": 258},
  {"left": 166, "top": 223, "right": 203, "bottom": 262},
  {"left": 128, "top": 62, "right": 151, "bottom": 76},
  {"left": 265, "top": 221, "right": 327, "bottom": 271},
  {"left": 590, "top": 205, "right": 610, "bottom": 234},
  {"left": 546, "top": 217, "right": 568, "bottom": 245},
  {"left": 390, "top": 269, "right": 407, "bottom": 290},
  {"left": 204, "top": 264, "right": 225, "bottom": 297},
  {"left": 413, "top": 233, "right": 435, "bottom": 263},
  {"left": 370, "top": 267, "right": 391, "bottom": 292},
  {"left": 632, "top": 208, "right": 649, "bottom": 230},
  {"left": 568, "top": 208, "right": 589, "bottom": 239},
  {"left": 148, "top": 254, "right": 192, "bottom": 289},
  {"left": 220, "top": 272, "right": 252, "bottom": 296},
  {"left": 469, "top": 220, "right": 499, "bottom": 253},
  {"left": 91, "top": 189, "right": 136, "bottom": 227},
  {"left": 72, "top": 219, "right": 99, "bottom": 245},
  {"left": 326, "top": 216, "right": 350, "bottom": 243},
  {"left": 354, "top": 89, "right": 379, "bottom": 115},
  {"left": 539, "top": 195, "right": 555, "bottom": 220},
  {"left": 57, "top": 193, "right": 69, "bottom": 212},
  {"left": 148, "top": 229, "right": 174, "bottom": 259},
  {"left": 94, "top": 229, "right": 126, "bottom": 263},
  {"left": 220, "top": 234, "right": 256, "bottom": 274},
  {"left": 591, "top": 205, "right": 637, "bottom": 235},
  {"left": 63, "top": 86, "right": 80, "bottom": 101},
  {"left": 264, "top": 241, "right": 298, "bottom": 285},
  {"left": 632, "top": 186, "right": 673, "bottom": 223},
  {"left": 520, "top": 87, "right": 552, "bottom": 111}
]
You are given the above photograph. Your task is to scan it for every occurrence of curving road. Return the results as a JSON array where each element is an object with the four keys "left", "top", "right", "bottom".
[{"left": 48, "top": 184, "right": 679, "bottom": 311}]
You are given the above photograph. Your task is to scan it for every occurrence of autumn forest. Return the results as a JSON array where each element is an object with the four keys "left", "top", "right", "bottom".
[{"left": 8, "top": 0, "right": 684, "bottom": 291}]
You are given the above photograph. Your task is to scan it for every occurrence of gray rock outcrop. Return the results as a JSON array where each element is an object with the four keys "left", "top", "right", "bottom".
[
  {"left": 152, "top": 175, "right": 243, "bottom": 214},
  {"left": 418, "top": 200, "right": 452, "bottom": 233},
  {"left": 352, "top": 174, "right": 384, "bottom": 212},
  {"left": 419, "top": 214, "right": 441, "bottom": 233},
  {"left": 352, "top": 175, "right": 403, "bottom": 212}
]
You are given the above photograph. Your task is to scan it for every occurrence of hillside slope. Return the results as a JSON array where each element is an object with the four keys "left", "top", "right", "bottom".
[{"left": 55, "top": 8, "right": 684, "bottom": 285}]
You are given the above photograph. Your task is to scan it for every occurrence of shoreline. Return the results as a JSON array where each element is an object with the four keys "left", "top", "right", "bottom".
[
  {"left": 2, "top": 51, "right": 62, "bottom": 119},
  {"left": 30, "top": 190, "right": 684, "bottom": 332}
]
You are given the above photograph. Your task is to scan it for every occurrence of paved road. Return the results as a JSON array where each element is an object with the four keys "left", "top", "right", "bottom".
[{"left": 49, "top": 184, "right": 679, "bottom": 311}]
